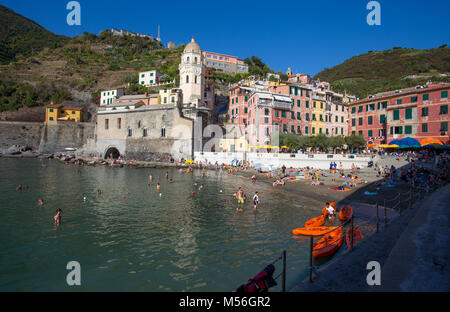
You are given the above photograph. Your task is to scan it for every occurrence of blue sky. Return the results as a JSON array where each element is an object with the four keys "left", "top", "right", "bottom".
[{"left": 2, "top": 0, "right": 449, "bottom": 76}]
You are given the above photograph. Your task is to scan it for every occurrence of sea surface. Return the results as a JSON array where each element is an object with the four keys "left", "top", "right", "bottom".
[{"left": 0, "top": 158, "right": 323, "bottom": 291}]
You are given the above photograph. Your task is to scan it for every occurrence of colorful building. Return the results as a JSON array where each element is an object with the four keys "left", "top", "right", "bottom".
[
  {"left": 100, "top": 88, "right": 125, "bottom": 106},
  {"left": 311, "top": 89, "right": 326, "bottom": 135},
  {"left": 202, "top": 51, "right": 248, "bottom": 75},
  {"left": 139, "top": 70, "right": 163, "bottom": 86},
  {"left": 349, "top": 83, "right": 450, "bottom": 145},
  {"left": 45, "top": 101, "right": 84, "bottom": 124}
]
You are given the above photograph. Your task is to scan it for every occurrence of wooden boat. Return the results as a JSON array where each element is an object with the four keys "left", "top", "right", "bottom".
[
  {"left": 305, "top": 215, "right": 325, "bottom": 228},
  {"left": 338, "top": 205, "right": 353, "bottom": 222},
  {"left": 313, "top": 227, "right": 344, "bottom": 259},
  {"left": 322, "top": 202, "right": 337, "bottom": 217},
  {"left": 346, "top": 227, "right": 364, "bottom": 248},
  {"left": 292, "top": 226, "right": 338, "bottom": 236}
]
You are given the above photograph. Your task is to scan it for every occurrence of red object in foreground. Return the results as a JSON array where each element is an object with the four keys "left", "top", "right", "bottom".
[
  {"left": 313, "top": 227, "right": 344, "bottom": 259},
  {"left": 346, "top": 227, "right": 364, "bottom": 248},
  {"left": 339, "top": 205, "right": 353, "bottom": 222},
  {"left": 305, "top": 215, "right": 325, "bottom": 228},
  {"left": 292, "top": 226, "right": 338, "bottom": 236}
]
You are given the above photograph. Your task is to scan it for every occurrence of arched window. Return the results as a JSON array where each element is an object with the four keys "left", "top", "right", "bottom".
[
  {"left": 186, "top": 75, "right": 189, "bottom": 83},
  {"left": 195, "top": 76, "right": 197, "bottom": 84},
  {"left": 194, "top": 57, "right": 198, "bottom": 63},
  {"left": 187, "top": 56, "right": 190, "bottom": 63}
]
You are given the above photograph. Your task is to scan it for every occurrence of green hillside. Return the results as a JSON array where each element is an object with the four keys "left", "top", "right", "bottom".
[
  {"left": 314, "top": 46, "right": 450, "bottom": 98},
  {"left": 0, "top": 4, "right": 68, "bottom": 64}
]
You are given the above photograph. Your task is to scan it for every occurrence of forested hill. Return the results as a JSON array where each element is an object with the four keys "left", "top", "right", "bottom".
[
  {"left": 314, "top": 46, "right": 450, "bottom": 98},
  {"left": 0, "top": 4, "right": 68, "bottom": 64}
]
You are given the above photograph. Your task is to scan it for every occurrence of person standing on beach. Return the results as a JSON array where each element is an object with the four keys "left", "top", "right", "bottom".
[
  {"left": 331, "top": 168, "right": 335, "bottom": 182},
  {"left": 326, "top": 203, "right": 335, "bottom": 225}
]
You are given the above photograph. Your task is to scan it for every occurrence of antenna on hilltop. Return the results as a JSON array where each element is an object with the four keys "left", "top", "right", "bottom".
[{"left": 157, "top": 25, "right": 161, "bottom": 42}]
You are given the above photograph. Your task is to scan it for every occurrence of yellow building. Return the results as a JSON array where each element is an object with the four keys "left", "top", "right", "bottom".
[
  {"left": 45, "top": 101, "right": 84, "bottom": 124},
  {"left": 219, "top": 135, "right": 248, "bottom": 152},
  {"left": 158, "top": 88, "right": 182, "bottom": 105},
  {"left": 311, "top": 90, "right": 326, "bottom": 135}
]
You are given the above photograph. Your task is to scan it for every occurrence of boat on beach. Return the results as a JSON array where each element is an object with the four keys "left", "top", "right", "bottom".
[
  {"left": 305, "top": 215, "right": 325, "bottom": 228},
  {"left": 338, "top": 205, "right": 353, "bottom": 222},
  {"left": 313, "top": 227, "right": 344, "bottom": 259},
  {"left": 292, "top": 226, "right": 338, "bottom": 236},
  {"left": 345, "top": 227, "right": 363, "bottom": 248}
]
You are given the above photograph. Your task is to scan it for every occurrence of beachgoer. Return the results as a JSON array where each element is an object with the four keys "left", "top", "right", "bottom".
[
  {"left": 148, "top": 174, "right": 153, "bottom": 185},
  {"left": 16, "top": 184, "right": 23, "bottom": 191},
  {"left": 156, "top": 183, "right": 161, "bottom": 192},
  {"left": 253, "top": 192, "right": 259, "bottom": 209},
  {"left": 38, "top": 198, "right": 44, "bottom": 206},
  {"left": 251, "top": 175, "right": 256, "bottom": 183},
  {"left": 326, "top": 203, "right": 335, "bottom": 225},
  {"left": 165, "top": 172, "right": 169, "bottom": 180},
  {"left": 54, "top": 209, "right": 62, "bottom": 225},
  {"left": 97, "top": 189, "right": 102, "bottom": 195}
]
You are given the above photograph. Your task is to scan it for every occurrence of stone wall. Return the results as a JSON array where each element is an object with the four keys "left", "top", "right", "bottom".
[
  {"left": 95, "top": 104, "right": 194, "bottom": 160},
  {"left": 0, "top": 121, "right": 95, "bottom": 154},
  {"left": 0, "top": 122, "right": 44, "bottom": 150}
]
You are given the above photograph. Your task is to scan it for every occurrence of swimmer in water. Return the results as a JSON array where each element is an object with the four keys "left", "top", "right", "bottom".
[
  {"left": 165, "top": 172, "right": 169, "bottom": 180},
  {"left": 38, "top": 198, "right": 44, "bottom": 206},
  {"left": 97, "top": 189, "right": 102, "bottom": 195},
  {"left": 156, "top": 183, "right": 161, "bottom": 192},
  {"left": 148, "top": 174, "right": 153, "bottom": 185},
  {"left": 199, "top": 185, "right": 204, "bottom": 190},
  {"left": 54, "top": 209, "right": 62, "bottom": 225},
  {"left": 16, "top": 184, "right": 23, "bottom": 191}
]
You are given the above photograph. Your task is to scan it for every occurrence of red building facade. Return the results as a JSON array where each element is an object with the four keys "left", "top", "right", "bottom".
[{"left": 349, "top": 83, "right": 450, "bottom": 145}]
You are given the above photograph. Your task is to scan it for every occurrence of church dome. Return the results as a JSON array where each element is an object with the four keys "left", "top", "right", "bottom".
[{"left": 184, "top": 37, "right": 201, "bottom": 53}]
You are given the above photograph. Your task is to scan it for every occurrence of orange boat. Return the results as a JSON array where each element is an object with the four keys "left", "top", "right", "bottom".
[
  {"left": 305, "top": 215, "right": 325, "bottom": 228},
  {"left": 313, "top": 227, "right": 344, "bottom": 259},
  {"left": 322, "top": 202, "right": 337, "bottom": 217},
  {"left": 346, "top": 227, "right": 364, "bottom": 248},
  {"left": 338, "top": 205, "right": 353, "bottom": 222},
  {"left": 292, "top": 226, "right": 338, "bottom": 236}
]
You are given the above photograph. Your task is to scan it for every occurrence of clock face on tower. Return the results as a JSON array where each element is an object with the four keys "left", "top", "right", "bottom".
[{"left": 194, "top": 68, "right": 201, "bottom": 75}]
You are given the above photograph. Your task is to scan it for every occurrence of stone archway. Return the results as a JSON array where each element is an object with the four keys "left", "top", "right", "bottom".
[{"left": 104, "top": 147, "right": 121, "bottom": 159}]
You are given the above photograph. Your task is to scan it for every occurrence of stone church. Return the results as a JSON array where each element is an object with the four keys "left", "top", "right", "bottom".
[{"left": 92, "top": 38, "right": 215, "bottom": 161}]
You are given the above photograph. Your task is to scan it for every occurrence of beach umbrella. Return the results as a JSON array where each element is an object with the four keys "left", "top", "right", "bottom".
[
  {"left": 393, "top": 137, "right": 421, "bottom": 147},
  {"left": 435, "top": 145, "right": 450, "bottom": 150},
  {"left": 419, "top": 138, "right": 444, "bottom": 146},
  {"left": 377, "top": 144, "right": 399, "bottom": 148}
]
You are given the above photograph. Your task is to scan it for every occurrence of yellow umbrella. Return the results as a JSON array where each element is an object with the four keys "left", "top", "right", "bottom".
[
  {"left": 377, "top": 144, "right": 399, "bottom": 148},
  {"left": 281, "top": 146, "right": 290, "bottom": 149}
]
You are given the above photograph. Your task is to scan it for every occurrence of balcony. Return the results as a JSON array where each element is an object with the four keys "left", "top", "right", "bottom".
[{"left": 257, "top": 99, "right": 292, "bottom": 110}]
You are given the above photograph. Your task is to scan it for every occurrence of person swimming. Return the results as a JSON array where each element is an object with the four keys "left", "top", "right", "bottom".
[
  {"left": 148, "top": 174, "right": 153, "bottom": 185},
  {"left": 54, "top": 209, "right": 62, "bottom": 225},
  {"left": 156, "top": 183, "right": 161, "bottom": 192},
  {"left": 97, "top": 189, "right": 102, "bottom": 195},
  {"left": 16, "top": 184, "right": 23, "bottom": 191}
]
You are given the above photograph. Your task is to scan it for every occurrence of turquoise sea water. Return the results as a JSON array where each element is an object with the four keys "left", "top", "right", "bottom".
[{"left": 0, "top": 158, "right": 321, "bottom": 292}]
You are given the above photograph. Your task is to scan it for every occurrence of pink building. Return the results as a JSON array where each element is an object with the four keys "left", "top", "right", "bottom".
[
  {"left": 202, "top": 51, "right": 248, "bottom": 75},
  {"left": 269, "top": 83, "right": 313, "bottom": 136},
  {"left": 288, "top": 74, "right": 310, "bottom": 84}
]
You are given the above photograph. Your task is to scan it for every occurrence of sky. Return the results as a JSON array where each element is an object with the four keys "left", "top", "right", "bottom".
[{"left": 2, "top": 0, "right": 449, "bottom": 76}]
